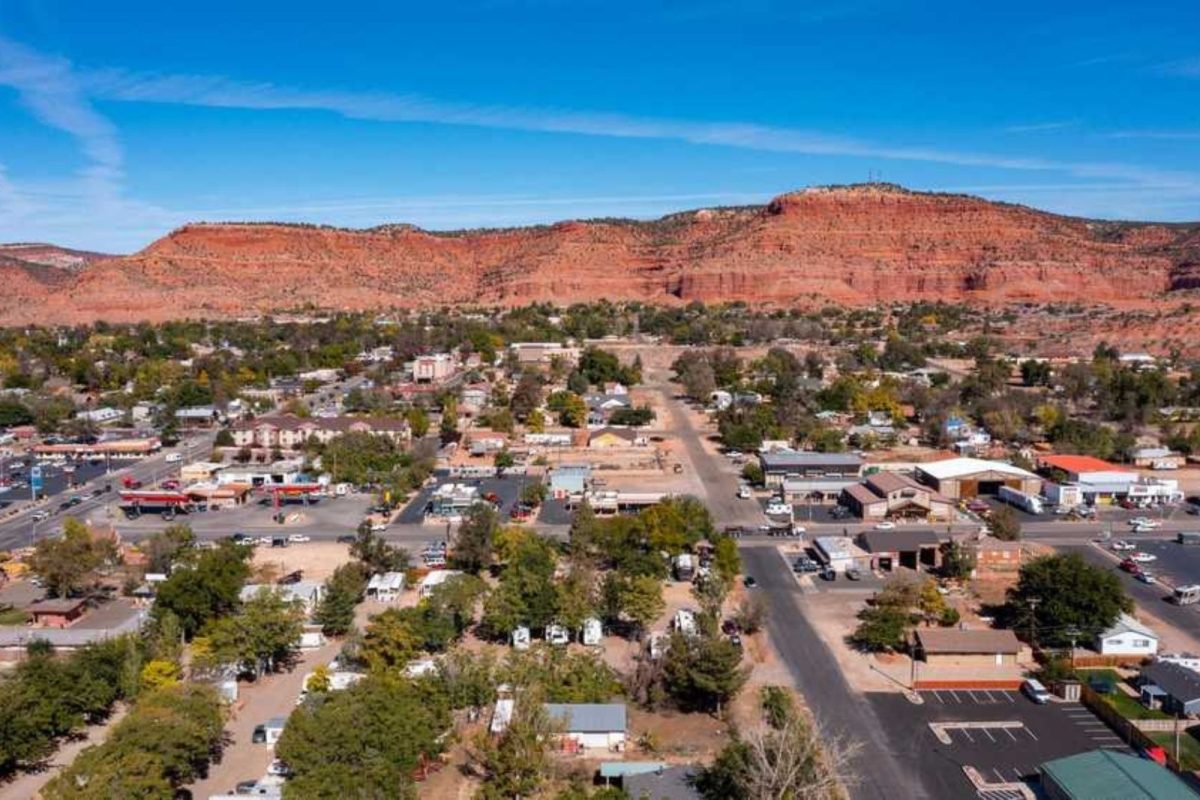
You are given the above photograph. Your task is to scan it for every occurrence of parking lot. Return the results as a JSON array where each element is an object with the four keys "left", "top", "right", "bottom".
[
  {"left": 396, "top": 474, "right": 531, "bottom": 524},
  {"left": 114, "top": 492, "right": 374, "bottom": 542},
  {"left": 870, "top": 691, "right": 1129, "bottom": 799}
]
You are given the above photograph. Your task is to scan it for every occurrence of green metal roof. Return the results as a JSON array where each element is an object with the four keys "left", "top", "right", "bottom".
[{"left": 1040, "top": 750, "right": 1199, "bottom": 800}]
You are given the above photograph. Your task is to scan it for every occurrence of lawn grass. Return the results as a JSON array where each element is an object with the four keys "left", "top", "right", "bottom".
[
  {"left": 1148, "top": 729, "right": 1200, "bottom": 772},
  {"left": 1104, "top": 690, "right": 1170, "bottom": 720}
]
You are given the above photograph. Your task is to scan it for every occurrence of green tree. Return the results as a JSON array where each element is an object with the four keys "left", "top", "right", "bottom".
[
  {"left": 452, "top": 503, "right": 499, "bottom": 574},
  {"left": 662, "top": 630, "right": 749, "bottom": 714},
  {"left": 1004, "top": 553, "right": 1132, "bottom": 646},
  {"left": 475, "top": 694, "right": 561, "bottom": 800},
  {"left": 712, "top": 537, "right": 741, "bottom": 583},
  {"left": 494, "top": 449, "right": 516, "bottom": 470},
  {"left": 277, "top": 674, "right": 450, "bottom": 800},
  {"left": 989, "top": 506, "right": 1022, "bottom": 541},
  {"left": 349, "top": 522, "right": 410, "bottom": 573},
  {"left": 28, "top": 518, "right": 116, "bottom": 598},
  {"left": 139, "top": 523, "right": 195, "bottom": 575},
  {"left": 204, "top": 588, "right": 304, "bottom": 678},
  {"left": 360, "top": 608, "right": 422, "bottom": 672},
  {"left": 940, "top": 541, "right": 976, "bottom": 581},
  {"left": 440, "top": 396, "right": 459, "bottom": 438},
  {"left": 849, "top": 605, "right": 911, "bottom": 652},
  {"left": 405, "top": 407, "right": 430, "bottom": 438},
  {"left": 152, "top": 540, "right": 251, "bottom": 639},
  {"left": 314, "top": 563, "right": 368, "bottom": 637},
  {"left": 621, "top": 575, "right": 665, "bottom": 634}
]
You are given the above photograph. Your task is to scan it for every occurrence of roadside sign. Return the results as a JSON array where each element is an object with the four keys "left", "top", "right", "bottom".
[{"left": 30, "top": 465, "right": 43, "bottom": 498}]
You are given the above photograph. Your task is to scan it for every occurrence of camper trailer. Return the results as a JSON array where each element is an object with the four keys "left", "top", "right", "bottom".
[
  {"left": 511, "top": 626, "right": 532, "bottom": 650},
  {"left": 546, "top": 623, "right": 570, "bottom": 646},
  {"left": 582, "top": 618, "right": 603, "bottom": 647}
]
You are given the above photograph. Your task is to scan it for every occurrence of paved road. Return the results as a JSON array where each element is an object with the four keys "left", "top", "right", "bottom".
[
  {"left": 642, "top": 371, "right": 766, "bottom": 528},
  {"left": 0, "top": 434, "right": 215, "bottom": 551},
  {"left": 741, "top": 546, "right": 930, "bottom": 800}
]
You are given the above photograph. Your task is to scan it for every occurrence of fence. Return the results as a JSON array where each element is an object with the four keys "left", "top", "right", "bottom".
[{"left": 1080, "top": 684, "right": 1184, "bottom": 771}]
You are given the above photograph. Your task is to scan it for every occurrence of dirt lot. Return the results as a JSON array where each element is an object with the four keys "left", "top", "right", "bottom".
[{"left": 250, "top": 541, "right": 351, "bottom": 583}]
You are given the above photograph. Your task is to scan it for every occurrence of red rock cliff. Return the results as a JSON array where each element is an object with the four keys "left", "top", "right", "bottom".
[{"left": 6, "top": 185, "right": 1199, "bottom": 324}]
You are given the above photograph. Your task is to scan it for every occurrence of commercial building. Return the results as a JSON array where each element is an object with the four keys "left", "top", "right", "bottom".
[
  {"left": 75, "top": 407, "right": 123, "bottom": 425},
  {"left": 758, "top": 451, "right": 864, "bottom": 490},
  {"left": 812, "top": 536, "right": 867, "bottom": 573},
  {"left": 914, "top": 457, "right": 1040, "bottom": 500},
  {"left": 1131, "top": 447, "right": 1184, "bottom": 470},
  {"left": 231, "top": 414, "right": 410, "bottom": 450},
  {"left": 412, "top": 353, "right": 457, "bottom": 383},
  {"left": 858, "top": 530, "right": 941, "bottom": 571},
  {"left": 1037, "top": 453, "right": 1183, "bottom": 504},
  {"left": 913, "top": 628, "right": 1020, "bottom": 668},
  {"left": 1096, "top": 613, "right": 1159, "bottom": 657},
  {"left": 543, "top": 703, "right": 627, "bottom": 751},
  {"left": 1040, "top": 750, "right": 1198, "bottom": 800},
  {"left": 510, "top": 342, "right": 581, "bottom": 367},
  {"left": 841, "top": 472, "right": 955, "bottom": 521},
  {"left": 548, "top": 464, "right": 591, "bottom": 499}
]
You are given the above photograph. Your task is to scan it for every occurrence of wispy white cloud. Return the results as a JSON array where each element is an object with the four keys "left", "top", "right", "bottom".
[
  {"left": 1003, "top": 121, "right": 1078, "bottom": 134},
  {"left": 0, "top": 35, "right": 123, "bottom": 199},
  {"left": 1106, "top": 129, "right": 1200, "bottom": 141},
  {"left": 1155, "top": 56, "right": 1200, "bottom": 78},
  {"left": 81, "top": 68, "right": 1200, "bottom": 194}
]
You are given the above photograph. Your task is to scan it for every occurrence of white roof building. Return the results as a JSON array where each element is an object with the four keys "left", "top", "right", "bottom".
[{"left": 915, "top": 457, "right": 1035, "bottom": 481}]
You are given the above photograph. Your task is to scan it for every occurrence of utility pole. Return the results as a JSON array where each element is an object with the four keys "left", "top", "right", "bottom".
[
  {"left": 1065, "top": 626, "right": 1080, "bottom": 669},
  {"left": 1028, "top": 597, "right": 1041, "bottom": 651}
]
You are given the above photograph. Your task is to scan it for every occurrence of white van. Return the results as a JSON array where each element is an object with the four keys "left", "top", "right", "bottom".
[
  {"left": 165, "top": 452, "right": 183, "bottom": 463},
  {"left": 1022, "top": 678, "right": 1050, "bottom": 704}
]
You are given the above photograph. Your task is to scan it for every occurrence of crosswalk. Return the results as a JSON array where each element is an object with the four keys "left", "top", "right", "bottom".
[{"left": 978, "top": 789, "right": 1028, "bottom": 800}]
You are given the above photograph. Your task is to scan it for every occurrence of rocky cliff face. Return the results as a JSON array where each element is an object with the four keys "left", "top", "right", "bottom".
[{"left": 5, "top": 185, "right": 1199, "bottom": 324}]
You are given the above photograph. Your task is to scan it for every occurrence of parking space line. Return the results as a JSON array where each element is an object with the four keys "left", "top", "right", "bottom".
[
  {"left": 982, "top": 727, "right": 996, "bottom": 741},
  {"left": 967, "top": 690, "right": 980, "bottom": 703},
  {"left": 950, "top": 690, "right": 962, "bottom": 703},
  {"left": 992, "top": 768, "right": 1005, "bottom": 783},
  {"left": 1003, "top": 728, "right": 1017, "bottom": 741},
  {"left": 1003, "top": 692, "right": 1014, "bottom": 703},
  {"left": 1025, "top": 728, "right": 1038, "bottom": 741},
  {"left": 1011, "top": 767, "right": 1025, "bottom": 780},
  {"left": 933, "top": 691, "right": 944, "bottom": 703},
  {"left": 961, "top": 729, "right": 974, "bottom": 742}
]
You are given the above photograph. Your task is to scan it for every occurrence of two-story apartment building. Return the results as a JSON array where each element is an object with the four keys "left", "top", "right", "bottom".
[{"left": 230, "top": 414, "right": 410, "bottom": 450}]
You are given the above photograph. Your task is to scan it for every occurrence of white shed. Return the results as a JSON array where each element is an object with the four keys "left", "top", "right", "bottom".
[{"left": 1097, "top": 613, "right": 1159, "bottom": 657}]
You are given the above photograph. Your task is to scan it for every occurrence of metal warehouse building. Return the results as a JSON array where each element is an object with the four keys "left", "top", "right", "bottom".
[{"left": 913, "top": 457, "right": 1041, "bottom": 500}]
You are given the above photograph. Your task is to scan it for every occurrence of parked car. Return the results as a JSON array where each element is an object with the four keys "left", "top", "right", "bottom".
[
  {"left": 765, "top": 501, "right": 792, "bottom": 516},
  {"left": 819, "top": 566, "right": 836, "bottom": 581},
  {"left": 743, "top": 576, "right": 758, "bottom": 589},
  {"left": 1111, "top": 540, "right": 1136, "bottom": 551},
  {"left": 336, "top": 534, "right": 357, "bottom": 544},
  {"left": 1131, "top": 552, "right": 1158, "bottom": 563},
  {"left": 1136, "top": 571, "right": 1157, "bottom": 585},
  {"left": 873, "top": 521, "right": 896, "bottom": 531},
  {"left": 793, "top": 557, "right": 820, "bottom": 573},
  {"left": 1120, "top": 558, "right": 1141, "bottom": 573},
  {"left": 845, "top": 567, "right": 863, "bottom": 581},
  {"left": 1022, "top": 678, "right": 1050, "bottom": 704},
  {"left": 251, "top": 724, "right": 267, "bottom": 744},
  {"left": 737, "top": 486, "right": 752, "bottom": 500},
  {"left": 287, "top": 534, "right": 311, "bottom": 543}
]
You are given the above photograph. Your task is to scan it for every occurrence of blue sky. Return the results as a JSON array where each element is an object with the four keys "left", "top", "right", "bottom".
[{"left": 0, "top": 0, "right": 1198, "bottom": 252}]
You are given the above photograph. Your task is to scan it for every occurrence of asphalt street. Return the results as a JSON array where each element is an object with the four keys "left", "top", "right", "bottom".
[
  {"left": 0, "top": 433, "right": 215, "bottom": 550},
  {"left": 741, "top": 545, "right": 930, "bottom": 800}
]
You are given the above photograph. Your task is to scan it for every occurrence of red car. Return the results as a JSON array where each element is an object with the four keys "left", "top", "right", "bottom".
[{"left": 1120, "top": 558, "right": 1141, "bottom": 574}]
